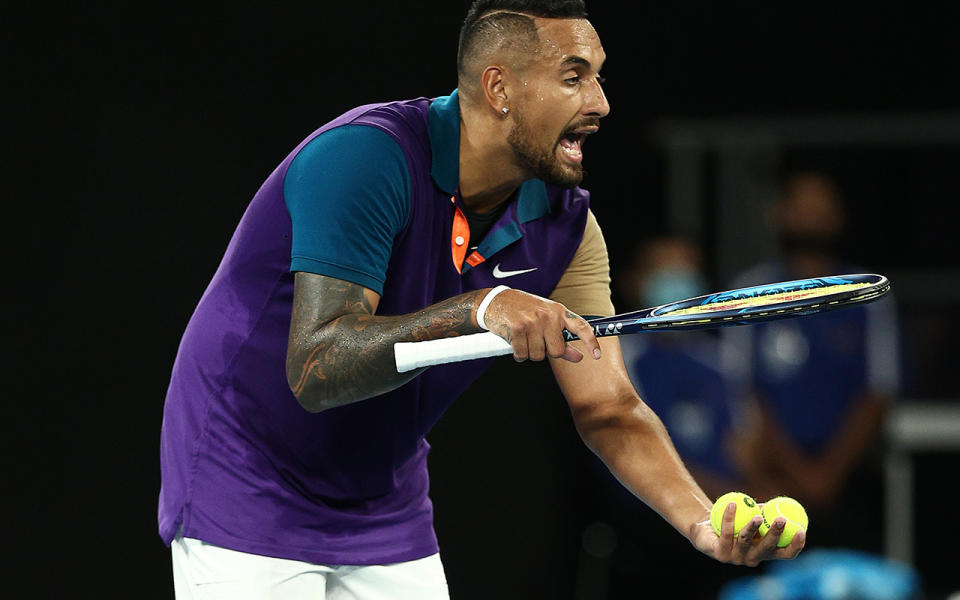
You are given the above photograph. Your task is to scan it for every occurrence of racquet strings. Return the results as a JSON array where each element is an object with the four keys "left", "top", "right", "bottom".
[{"left": 663, "top": 282, "right": 875, "bottom": 316}]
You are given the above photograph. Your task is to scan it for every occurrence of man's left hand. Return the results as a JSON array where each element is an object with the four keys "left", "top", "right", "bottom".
[{"left": 689, "top": 502, "right": 805, "bottom": 566}]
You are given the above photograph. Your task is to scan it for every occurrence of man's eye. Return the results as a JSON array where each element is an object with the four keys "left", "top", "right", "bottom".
[{"left": 565, "top": 76, "right": 581, "bottom": 85}]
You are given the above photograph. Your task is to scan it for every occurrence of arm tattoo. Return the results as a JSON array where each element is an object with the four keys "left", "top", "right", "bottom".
[{"left": 286, "top": 273, "right": 487, "bottom": 412}]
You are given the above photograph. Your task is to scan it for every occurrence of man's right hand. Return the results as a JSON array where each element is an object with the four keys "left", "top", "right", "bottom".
[
  {"left": 480, "top": 289, "right": 602, "bottom": 363},
  {"left": 286, "top": 275, "right": 601, "bottom": 413}
]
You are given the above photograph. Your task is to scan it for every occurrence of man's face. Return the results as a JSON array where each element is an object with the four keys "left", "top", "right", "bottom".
[
  {"left": 776, "top": 175, "right": 845, "bottom": 256},
  {"left": 507, "top": 18, "right": 609, "bottom": 188}
]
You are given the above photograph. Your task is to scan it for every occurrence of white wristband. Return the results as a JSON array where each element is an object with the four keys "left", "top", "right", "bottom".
[{"left": 476, "top": 285, "right": 510, "bottom": 331}]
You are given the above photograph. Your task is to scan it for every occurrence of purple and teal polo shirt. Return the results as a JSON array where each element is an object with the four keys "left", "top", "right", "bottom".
[{"left": 158, "top": 90, "right": 593, "bottom": 565}]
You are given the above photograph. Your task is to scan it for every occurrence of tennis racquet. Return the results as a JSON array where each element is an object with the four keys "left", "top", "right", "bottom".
[{"left": 394, "top": 273, "right": 890, "bottom": 372}]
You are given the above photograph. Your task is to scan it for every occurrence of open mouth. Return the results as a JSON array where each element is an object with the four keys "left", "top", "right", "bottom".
[
  {"left": 558, "top": 126, "right": 597, "bottom": 164},
  {"left": 559, "top": 132, "right": 585, "bottom": 163}
]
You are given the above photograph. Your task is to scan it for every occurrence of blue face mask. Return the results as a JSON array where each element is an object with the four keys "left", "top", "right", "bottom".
[{"left": 642, "top": 267, "right": 708, "bottom": 307}]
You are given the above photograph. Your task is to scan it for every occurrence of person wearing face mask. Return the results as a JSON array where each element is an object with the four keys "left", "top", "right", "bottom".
[
  {"left": 720, "top": 170, "right": 901, "bottom": 553},
  {"left": 577, "top": 236, "right": 759, "bottom": 597},
  {"left": 615, "top": 235, "right": 745, "bottom": 502}
]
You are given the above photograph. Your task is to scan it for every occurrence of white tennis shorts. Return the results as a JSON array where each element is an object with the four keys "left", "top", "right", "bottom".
[{"left": 171, "top": 533, "right": 449, "bottom": 600}]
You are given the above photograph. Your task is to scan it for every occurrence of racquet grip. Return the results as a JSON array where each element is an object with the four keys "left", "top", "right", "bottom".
[{"left": 394, "top": 332, "right": 513, "bottom": 372}]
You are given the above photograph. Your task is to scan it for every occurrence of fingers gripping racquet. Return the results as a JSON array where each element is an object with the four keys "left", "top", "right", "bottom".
[{"left": 394, "top": 273, "right": 890, "bottom": 372}]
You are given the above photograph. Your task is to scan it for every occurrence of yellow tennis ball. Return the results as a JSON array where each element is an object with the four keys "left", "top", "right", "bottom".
[
  {"left": 758, "top": 496, "right": 809, "bottom": 547},
  {"left": 710, "top": 491, "right": 761, "bottom": 537}
]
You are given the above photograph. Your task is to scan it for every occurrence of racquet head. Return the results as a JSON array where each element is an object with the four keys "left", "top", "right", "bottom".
[{"left": 638, "top": 273, "right": 890, "bottom": 330}]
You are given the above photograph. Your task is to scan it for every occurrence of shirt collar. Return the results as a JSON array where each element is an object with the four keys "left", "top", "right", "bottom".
[{"left": 428, "top": 89, "right": 551, "bottom": 224}]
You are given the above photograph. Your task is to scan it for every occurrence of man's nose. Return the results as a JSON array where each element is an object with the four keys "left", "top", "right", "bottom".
[{"left": 585, "top": 78, "right": 610, "bottom": 118}]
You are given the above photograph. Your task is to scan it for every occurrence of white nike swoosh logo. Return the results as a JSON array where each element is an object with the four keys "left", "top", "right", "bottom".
[{"left": 492, "top": 263, "right": 539, "bottom": 278}]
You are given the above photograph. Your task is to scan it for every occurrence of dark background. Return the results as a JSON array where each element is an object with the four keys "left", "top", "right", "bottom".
[{"left": 22, "top": 1, "right": 960, "bottom": 598}]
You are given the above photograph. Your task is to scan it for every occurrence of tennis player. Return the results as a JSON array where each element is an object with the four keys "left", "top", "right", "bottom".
[{"left": 159, "top": 1, "right": 804, "bottom": 597}]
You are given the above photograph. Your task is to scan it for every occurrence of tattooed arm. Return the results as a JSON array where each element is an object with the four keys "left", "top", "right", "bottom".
[
  {"left": 285, "top": 272, "right": 602, "bottom": 413},
  {"left": 286, "top": 273, "right": 484, "bottom": 412}
]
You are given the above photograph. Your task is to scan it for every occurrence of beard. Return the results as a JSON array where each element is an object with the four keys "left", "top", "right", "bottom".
[{"left": 507, "top": 106, "right": 585, "bottom": 189}]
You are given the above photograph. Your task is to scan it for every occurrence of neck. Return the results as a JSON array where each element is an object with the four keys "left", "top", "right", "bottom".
[
  {"left": 458, "top": 103, "right": 528, "bottom": 213},
  {"left": 786, "top": 253, "right": 836, "bottom": 279}
]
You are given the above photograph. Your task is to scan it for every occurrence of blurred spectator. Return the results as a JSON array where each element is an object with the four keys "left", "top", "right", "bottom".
[
  {"left": 721, "top": 171, "right": 901, "bottom": 551},
  {"left": 616, "top": 235, "right": 743, "bottom": 501}
]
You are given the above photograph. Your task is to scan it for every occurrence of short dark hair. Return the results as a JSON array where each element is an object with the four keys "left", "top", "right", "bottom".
[{"left": 457, "top": 0, "right": 588, "bottom": 81}]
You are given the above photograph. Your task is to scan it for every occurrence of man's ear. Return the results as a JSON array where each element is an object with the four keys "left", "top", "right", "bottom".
[{"left": 480, "top": 65, "right": 510, "bottom": 117}]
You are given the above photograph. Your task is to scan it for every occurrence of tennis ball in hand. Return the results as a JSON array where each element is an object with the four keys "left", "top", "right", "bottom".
[
  {"left": 758, "top": 496, "right": 808, "bottom": 547},
  {"left": 710, "top": 491, "right": 761, "bottom": 538}
]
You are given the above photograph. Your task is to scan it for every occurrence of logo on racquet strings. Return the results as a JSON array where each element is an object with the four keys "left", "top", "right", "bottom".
[{"left": 699, "top": 276, "right": 855, "bottom": 306}]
